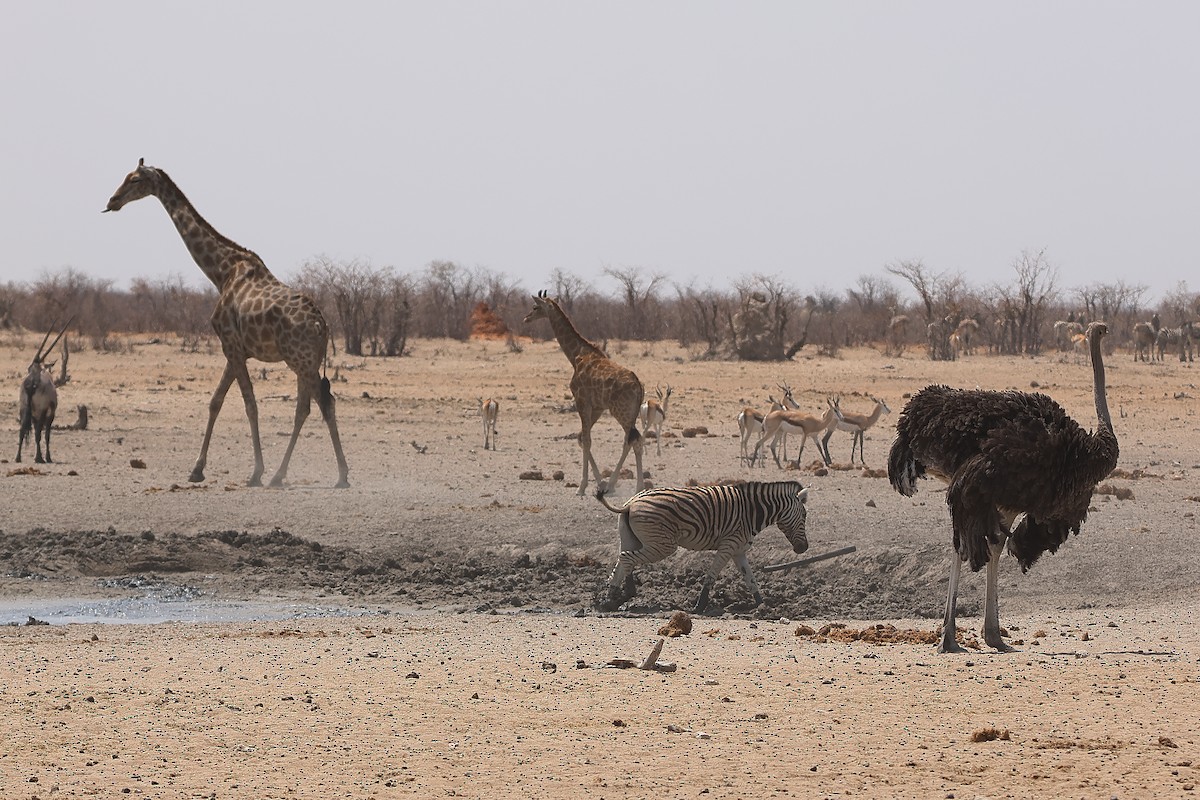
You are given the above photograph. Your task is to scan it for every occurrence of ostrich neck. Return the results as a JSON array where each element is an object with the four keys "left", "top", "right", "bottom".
[
  {"left": 1089, "top": 332, "right": 1119, "bottom": 478},
  {"left": 1090, "top": 332, "right": 1113, "bottom": 431}
]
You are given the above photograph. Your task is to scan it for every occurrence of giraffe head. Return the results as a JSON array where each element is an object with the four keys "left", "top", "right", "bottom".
[
  {"left": 523, "top": 290, "right": 556, "bottom": 324},
  {"left": 104, "top": 158, "right": 160, "bottom": 212}
]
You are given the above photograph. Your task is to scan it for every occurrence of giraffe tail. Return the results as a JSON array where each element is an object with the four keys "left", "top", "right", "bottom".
[
  {"left": 626, "top": 426, "right": 641, "bottom": 446},
  {"left": 317, "top": 376, "right": 335, "bottom": 419}
]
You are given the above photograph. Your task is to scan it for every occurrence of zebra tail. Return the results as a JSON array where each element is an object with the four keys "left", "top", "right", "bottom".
[{"left": 594, "top": 488, "right": 625, "bottom": 514}]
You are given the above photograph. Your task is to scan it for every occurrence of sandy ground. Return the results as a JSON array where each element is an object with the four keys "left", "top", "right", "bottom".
[{"left": 1, "top": 331, "right": 1198, "bottom": 798}]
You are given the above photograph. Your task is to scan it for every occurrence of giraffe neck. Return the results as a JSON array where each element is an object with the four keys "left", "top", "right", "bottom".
[
  {"left": 544, "top": 300, "right": 604, "bottom": 365},
  {"left": 150, "top": 169, "right": 267, "bottom": 290}
]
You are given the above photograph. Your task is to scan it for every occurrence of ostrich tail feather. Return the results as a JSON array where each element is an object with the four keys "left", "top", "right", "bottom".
[{"left": 887, "top": 434, "right": 922, "bottom": 496}]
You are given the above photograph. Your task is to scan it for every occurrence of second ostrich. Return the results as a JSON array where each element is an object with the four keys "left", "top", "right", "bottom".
[{"left": 887, "top": 322, "right": 1118, "bottom": 653}]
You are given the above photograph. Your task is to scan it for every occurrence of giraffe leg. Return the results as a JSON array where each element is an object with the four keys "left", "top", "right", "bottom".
[
  {"left": 604, "top": 438, "right": 630, "bottom": 495},
  {"left": 320, "top": 378, "right": 351, "bottom": 488},
  {"left": 577, "top": 425, "right": 602, "bottom": 496},
  {"left": 190, "top": 362, "right": 239, "bottom": 483},
  {"left": 632, "top": 428, "right": 644, "bottom": 491},
  {"left": 270, "top": 379, "right": 311, "bottom": 488},
  {"left": 233, "top": 366, "right": 266, "bottom": 487},
  {"left": 577, "top": 414, "right": 604, "bottom": 496},
  {"left": 939, "top": 554, "right": 967, "bottom": 654}
]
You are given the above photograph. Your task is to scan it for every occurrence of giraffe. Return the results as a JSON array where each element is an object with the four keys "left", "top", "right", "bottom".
[
  {"left": 523, "top": 291, "right": 644, "bottom": 496},
  {"left": 104, "top": 159, "right": 350, "bottom": 488}
]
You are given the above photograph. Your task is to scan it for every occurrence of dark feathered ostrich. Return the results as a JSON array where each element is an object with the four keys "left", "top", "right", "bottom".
[{"left": 888, "top": 321, "right": 1119, "bottom": 653}]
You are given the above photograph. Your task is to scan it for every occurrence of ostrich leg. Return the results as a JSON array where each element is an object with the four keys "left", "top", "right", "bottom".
[
  {"left": 981, "top": 538, "right": 1013, "bottom": 651},
  {"left": 939, "top": 555, "right": 967, "bottom": 654}
]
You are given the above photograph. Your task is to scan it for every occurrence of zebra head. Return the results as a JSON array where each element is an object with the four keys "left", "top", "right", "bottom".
[{"left": 777, "top": 485, "right": 810, "bottom": 554}]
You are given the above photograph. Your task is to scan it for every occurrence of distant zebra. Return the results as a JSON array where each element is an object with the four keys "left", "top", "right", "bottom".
[
  {"left": 594, "top": 480, "right": 810, "bottom": 613},
  {"left": 1156, "top": 324, "right": 1194, "bottom": 362}
]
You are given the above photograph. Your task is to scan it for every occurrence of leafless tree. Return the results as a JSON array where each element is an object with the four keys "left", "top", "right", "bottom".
[
  {"left": 845, "top": 274, "right": 901, "bottom": 345},
  {"left": 548, "top": 268, "right": 591, "bottom": 312},
  {"left": 886, "top": 260, "right": 963, "bottom": 360},
  {"left": 417, "top": 260, "right": 488, "bottom": 340},
  {"left": 603, "top": 265, "right": 668, "bottom": 340},
  {"left": 1075, "top": 280, "right": 1149, "bottom": 347},
  {"left": 729, "top": 274, "right": 801, "bottom": 361},
  {"left": 1001, "top": 248, "right": 1059, "bottom": 355},
  {"left": 675, "top": 282, "right": 729, "bottom": 357}
]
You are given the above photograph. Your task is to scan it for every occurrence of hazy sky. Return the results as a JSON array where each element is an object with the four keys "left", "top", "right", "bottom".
[{"left": 4, "top": 3, "right": 1198, "bottom": 303}]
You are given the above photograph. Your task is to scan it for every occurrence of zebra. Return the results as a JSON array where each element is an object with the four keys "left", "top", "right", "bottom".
[{"left": 593, "top": 480, "right": 810, "bottom": 613}]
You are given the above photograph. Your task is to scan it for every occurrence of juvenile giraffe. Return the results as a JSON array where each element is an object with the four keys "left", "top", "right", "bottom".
[
  {"left": 524, "top": 291, "right": 644, "bottom": 496},
  {"left": 104, "top": 159, "right": 350, "bottom": 488}
]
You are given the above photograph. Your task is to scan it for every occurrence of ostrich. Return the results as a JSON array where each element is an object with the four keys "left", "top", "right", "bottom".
[{"left": 887, "top": 322, "right": 1118, "bottom": 653}]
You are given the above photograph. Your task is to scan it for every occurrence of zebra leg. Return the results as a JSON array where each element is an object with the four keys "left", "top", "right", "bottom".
[
  {"left": 599, "top": 539, "right": 674, "bottom": 611},
  {"left": 734, "top": 552, "right": 763, "bottom": 608},
  {"left": 694, "top": 550, "right": 736, "bottom": 613},
  {"left": 596, "top": 515, "right": 643, "bottom": 611},
  {"left": 598, "top": 558, "right": 636, "bottom": 611}
]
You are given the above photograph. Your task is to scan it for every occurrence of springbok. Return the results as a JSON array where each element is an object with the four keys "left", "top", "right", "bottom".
[
  {"left": 751, "top": 397, "right": 838, "bottom": 469},
  {"left": 737, "top": 395, "right": 786, "bottom": 467},
  {"left": 479, "top": 397, "right": 500, "bottom": 450},
  {"left": 639, "top": 384, "right": 672, "bottom": 455},
  {"left": 1071, "top": 332, "right": 1090, "bottom": 364},
  {"left": 822, "top": 396, "right": 892, "bottom": 465},
  {"left": 17, "top": 319, "right": 72, "bottom": 464}
]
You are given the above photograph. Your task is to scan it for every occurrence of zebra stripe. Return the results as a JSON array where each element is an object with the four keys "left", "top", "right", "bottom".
[{"left": 595, "top": 480, "right": 810, "bottom": 612}]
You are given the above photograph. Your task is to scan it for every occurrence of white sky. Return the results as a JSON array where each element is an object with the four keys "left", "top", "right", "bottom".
[{"left": 3, "top": 2, "right": 1198, "bottom": 303}]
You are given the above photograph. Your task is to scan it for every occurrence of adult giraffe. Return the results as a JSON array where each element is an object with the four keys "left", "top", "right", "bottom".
[
  {"left": 104, "top": 159, "right": 350, "bottom": 488},
  {"left": 524, "top": 291, "right": 644, "bottom": 496}
]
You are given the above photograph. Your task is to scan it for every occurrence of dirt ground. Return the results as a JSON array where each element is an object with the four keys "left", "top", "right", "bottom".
[{"left": 1, "top": 330, "right": 1197, "bottom": 798}]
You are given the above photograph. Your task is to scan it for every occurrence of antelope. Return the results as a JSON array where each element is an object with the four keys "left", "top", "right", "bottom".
[
  {"left": 639, "top": 384, "right": 672, "bottom": 455},
  {"left": 737, "top": 395, "right": 787, "bottom": 467},
  {"left": 1071, "top": 332, "right": 1089, "bottom": 364},
  {"left": 17, "top": 319, "right": 72, "bottom": 464},
  {"left": 822, "top": 396, "right": 892, "bottom": 465},
  {"left": 479, "top": 397, "right": 500, "bottom": 450},
  {"left": 751, "top": 397, "right": 838, "bottom": 469}
]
